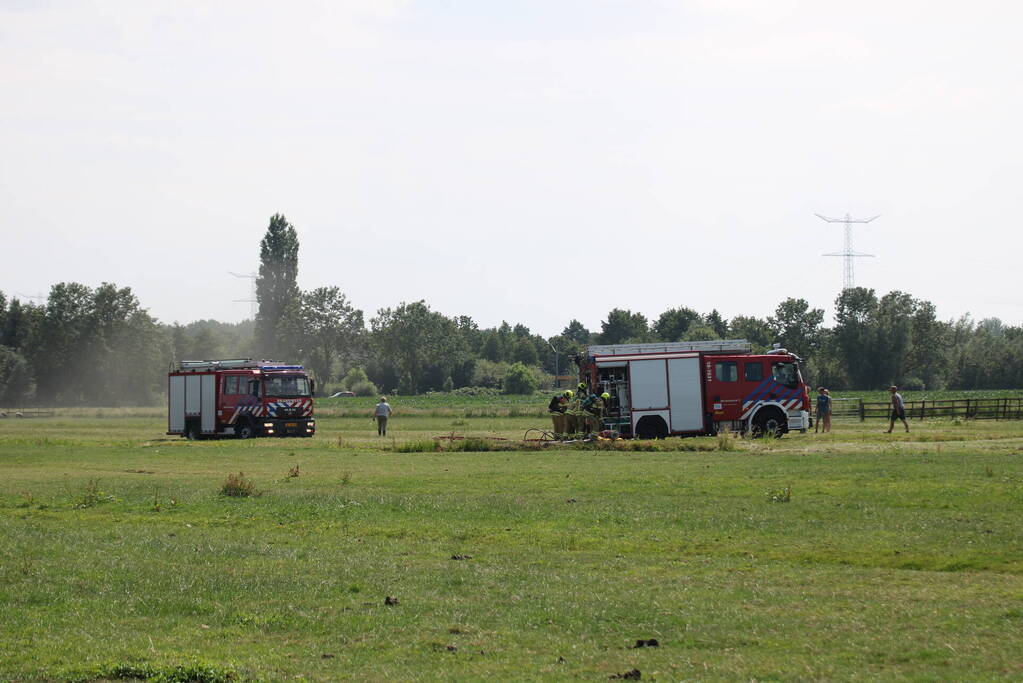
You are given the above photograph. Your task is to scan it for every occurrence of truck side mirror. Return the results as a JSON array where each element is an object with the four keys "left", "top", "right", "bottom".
[{"left": 311, "top": 379, "right": 316, "bottom": 396}]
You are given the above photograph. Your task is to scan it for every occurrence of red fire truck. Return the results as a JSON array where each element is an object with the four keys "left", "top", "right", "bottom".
[
  {"left": 576, "top": 340, "right": 810, "bottom": 438},
  {"left": 167, "top": 359, "right": 315, "bottom": 439}
]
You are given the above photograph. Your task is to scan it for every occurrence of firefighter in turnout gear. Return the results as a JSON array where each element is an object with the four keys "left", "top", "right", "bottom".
[
  {"left": 581, "top": 390, "right": 608, "bottom": 434},
  {"left": 547, "top": 390, "right": 570, "bottom": 437},
  {"left": 595, "top": 392, "right": 610, "bottom": 432},
  {"left": 564, "top": 390, "right": 583, "bottom": 436}
]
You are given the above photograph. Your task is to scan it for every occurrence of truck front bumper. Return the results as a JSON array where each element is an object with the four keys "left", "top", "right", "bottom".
[{"left": 261, "top": 418, "right": 315, "bottom": 437}]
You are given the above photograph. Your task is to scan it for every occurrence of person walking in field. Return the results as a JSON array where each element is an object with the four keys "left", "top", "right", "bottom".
[
  {"left": 815, "top": 387, "right": 832, "bottom": 433},
  {"left": 374, "top": 396, "right": 392, "bottom": 436},
  {"left": 886, "top": 385, "right": 910, "bottom": 433}
]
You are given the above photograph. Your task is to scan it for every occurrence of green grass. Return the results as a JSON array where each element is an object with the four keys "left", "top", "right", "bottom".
[{"left": 2, "top": 402, "right": 1023, "bottom": 681}]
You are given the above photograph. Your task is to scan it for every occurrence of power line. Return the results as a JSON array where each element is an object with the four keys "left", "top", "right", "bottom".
[{"left": 815, "top": 213, "right": 880, "bottom": 289}]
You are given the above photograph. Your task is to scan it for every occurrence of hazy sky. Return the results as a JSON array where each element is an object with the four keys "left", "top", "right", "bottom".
[{"left": 3, "top": 0, "right": 1020, "bottom": 336}]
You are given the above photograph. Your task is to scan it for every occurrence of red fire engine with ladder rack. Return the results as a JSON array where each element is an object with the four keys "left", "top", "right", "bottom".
[
  {"left": 167, "top": 359, "right": 315, "bottom": 439},
  {"left": 576, "top": 340, "right": 810, "bottom": 438}
]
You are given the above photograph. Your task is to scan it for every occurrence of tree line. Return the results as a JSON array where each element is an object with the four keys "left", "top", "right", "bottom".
[{"left": 2, "top": 214, "right": 1021, "bottom": 405}]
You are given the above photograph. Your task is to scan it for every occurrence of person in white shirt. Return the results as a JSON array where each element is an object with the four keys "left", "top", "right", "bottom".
[{"left": 374, "top": 397, "right": 392, "bottom": 436}]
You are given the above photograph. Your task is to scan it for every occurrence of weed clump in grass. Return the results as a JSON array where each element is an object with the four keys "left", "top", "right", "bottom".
[
  {"left": 715, "top": 430, "right": 739, "bottom": 451},
  {"left": 447, "top": 437, "right": 506, "bottom": 452},
  {"left": 395, "top": 439, "right": 441, "bottom": 453},
  {"left": 73, "top": 479, "right": 113, "bottom": 508},
  {"left": 394, "top": 436, "right": 524, "bottom": 453},
  {"left": 767, "top": 486, "right": 791, "bottom": 503},
  {"left": 220, "top": 472, "right": 259, "bottom": 497},
  {"left": 67, "top": 660, "right": 235, "bottom": 683},
  {"left": 566, "top": 437, "right": 721, "bottom": 453}
]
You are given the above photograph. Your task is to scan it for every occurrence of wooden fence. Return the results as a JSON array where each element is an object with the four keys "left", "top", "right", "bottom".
[
  {"left": 0, "top": 408, "right": 54, "bottom": 418},
  {"left": 822, "top": 397, "right": 1023, "bottom": 421}
]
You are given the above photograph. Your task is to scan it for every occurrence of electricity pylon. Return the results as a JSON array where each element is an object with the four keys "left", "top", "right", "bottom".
[
  {"left": 815, "top": 213, "right": 879, "bottom": 289},
  {"left": 229, "top": 271, "right": 258, "bottom": 320}
]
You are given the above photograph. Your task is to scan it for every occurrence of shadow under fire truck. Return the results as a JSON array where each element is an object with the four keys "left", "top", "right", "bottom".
[
  {"left": 575, "top": 340, "right": 810, "bottom": 438},
  {"left": 168, "top": 359, "right": 315, "bottom": 439}
]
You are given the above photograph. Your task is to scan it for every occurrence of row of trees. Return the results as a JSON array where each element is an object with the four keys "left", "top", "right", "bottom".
[{"left": 2, "top": 214, "right": 1021, "bottom": 405}]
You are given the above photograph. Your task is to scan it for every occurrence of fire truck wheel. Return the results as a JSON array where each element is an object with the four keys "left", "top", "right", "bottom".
[
  {"left": 753, "top": 409, "right": 786, "bottom": 438},
  {"left": 236, "top": 420, "right": 255, "bottom": 439},
  {"left": 184, "top": 421, "right": 200, "bottom": 441}
]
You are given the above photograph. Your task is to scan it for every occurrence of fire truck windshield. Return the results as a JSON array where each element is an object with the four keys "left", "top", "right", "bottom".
[
  {"left": 264, "top": 375, "right": 311, "bottom": 398},
  {"left": 771, "top": 362, "right": 800, "bottom": 389}
]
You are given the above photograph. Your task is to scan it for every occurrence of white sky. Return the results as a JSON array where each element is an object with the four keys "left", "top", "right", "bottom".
[{"left": 2, "top": 0, "right": 1021, "bottom": 335}]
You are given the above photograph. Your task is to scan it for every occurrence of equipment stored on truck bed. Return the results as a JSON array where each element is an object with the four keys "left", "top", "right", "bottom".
[
  {"left": 167, "top": 359, "right": 315, "bottom": 439},
  {"left": 576, "top": 340, "right": 810, "bottom": 438}
]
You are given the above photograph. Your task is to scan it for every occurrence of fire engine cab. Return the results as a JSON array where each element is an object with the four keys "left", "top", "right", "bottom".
[
  {"left": 167, "top": 359, "right": 315, "bottom": 439},
  {"left": 576, "top": 340, "right": 810, "bottom": 438}
]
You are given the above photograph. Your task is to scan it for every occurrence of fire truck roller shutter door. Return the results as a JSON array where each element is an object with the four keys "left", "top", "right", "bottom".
[
  {"left": 668, "top": 357, "right": 702, "bottom": 432},
  {"left": 169, "top": 375, "right": 185, "bottom": 433},
  {"left": 630, "top": 360, "right": 668, "bottom": 410},
  {"left": 201, "top": 374, "right": 216, "bottom": 433},
  {"left": 185, "top": 375, "right": 201, "bottom": 415}
]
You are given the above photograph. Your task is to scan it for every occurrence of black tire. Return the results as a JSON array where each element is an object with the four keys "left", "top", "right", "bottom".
[
  {"left": 185, "top": 421, "right": 200, "bottom": 441},
  {"left": 236, "top": 419, "right": 256, "bottom": 439},
  {"left": 753, "top": 409, "right": 786, "bottom": 438},
  {"left": 635, "top": 416, "right": 668, "bottom": 440}
]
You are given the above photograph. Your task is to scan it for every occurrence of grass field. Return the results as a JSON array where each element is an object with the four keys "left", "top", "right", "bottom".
[{"left": 2, "top": 400, "right": 1023, "bottom": 681}]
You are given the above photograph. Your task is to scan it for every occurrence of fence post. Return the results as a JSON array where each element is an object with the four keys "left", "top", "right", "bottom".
[
  {"left": 858, "top": 398, "right": 864, "bottom": 422},
  {"left": 919, "top": 400, "right": 925, "bottom": 421}
]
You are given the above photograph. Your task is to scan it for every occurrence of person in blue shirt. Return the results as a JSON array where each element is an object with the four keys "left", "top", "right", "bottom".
[
  {"left": 886, "top": 385, "right": 910, "bottom": 433},
  {"left": 815, "top": 387, "right": 832, "bottom": 433},
  {"left": 374, "top": 397, "right": 392, "bottom": 436}
]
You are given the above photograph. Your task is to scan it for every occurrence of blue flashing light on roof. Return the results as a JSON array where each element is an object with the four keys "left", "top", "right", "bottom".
[{"left": 259, "top": 364, "right": 304, "bottom": 371}]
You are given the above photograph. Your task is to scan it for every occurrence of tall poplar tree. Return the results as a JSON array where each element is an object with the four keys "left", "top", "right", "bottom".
[{"left": 255, "top": 213, "right": 301, "bottom": 359}]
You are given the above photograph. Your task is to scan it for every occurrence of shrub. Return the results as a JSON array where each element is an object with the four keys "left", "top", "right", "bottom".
[
  {"left": 451, "top": 386, "right": 500, "bottom": 397},
  {"left": 349, "top": 379, "right": 379, "bottom": 397},
  {"left": 502, "top": 362, "right": 540, "bottom": 395},
  {"left": 220, "top": 472, "right": 259, "bottom": 497},
  {"left": 902, "top": 376, "right": 926, "bottom": 391},
  {"left": 442, "top": 376, "right": 454, "bottom": 392},
  {"left": 472, "top": 360, "right": 509, "bottom": 389},
  {"left": 0, "top": 346, "right": 35, "bottom": 405},
  {"left": 341, "top": 367, "right": 369, "bottom": 390}
]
